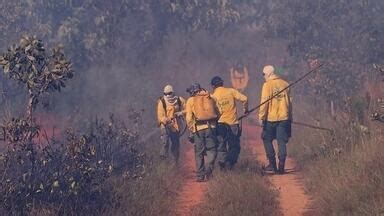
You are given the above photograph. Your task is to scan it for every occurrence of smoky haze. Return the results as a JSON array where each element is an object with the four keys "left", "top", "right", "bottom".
[
  {"left": 1, "top": 1, "right": 384, "bottom": 215},
  {"left": 0, "top": 0, "right": 382, "bottom": 132}
]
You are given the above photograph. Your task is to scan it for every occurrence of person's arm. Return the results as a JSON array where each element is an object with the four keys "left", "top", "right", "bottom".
[
  {"left": 258, "top": 83, "right": 270, "bottom": 122},
  {"left": 157, "top": 99, "right": 168, "bottom": 125},
  {"left": 211, "top": 95, "right": 221, "bottom": 120},
  {"left": 185, "top": 98, "right": 195, "bottom": 132},
  {"left": 232, "top": 89, "right": 249, "bottom": 113},
  {"left": 288, "top": 88, "right": 293, "bottom": 121}
]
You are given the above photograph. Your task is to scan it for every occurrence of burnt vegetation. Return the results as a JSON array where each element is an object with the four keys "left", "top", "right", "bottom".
[{"left": 0, "top": 37, "right": 146, "bottom": 215}]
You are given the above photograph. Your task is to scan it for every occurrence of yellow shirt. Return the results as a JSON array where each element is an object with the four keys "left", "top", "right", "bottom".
[
  {"left": 185, "top": 90, "right": 219, "bottom": 133},
  {"left": 211, "top": 87, "right": 248, "bottom": 125},
  {"left": 259, "top": 76, "right": 292, "bottom": 122},
  {"left": 157, "top": 96, "right": 186, "bottom": 132}
]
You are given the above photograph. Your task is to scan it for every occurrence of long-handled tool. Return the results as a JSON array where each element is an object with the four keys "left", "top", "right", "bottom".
[
  {"left": 247, "top": 117, "right": 333, "bottom": 133},
  {"left": 238, "top": 64, "right": 324, "bottom": 121},
  {"left": 291, "top": 121, "right": 334, "bottom": 133}
]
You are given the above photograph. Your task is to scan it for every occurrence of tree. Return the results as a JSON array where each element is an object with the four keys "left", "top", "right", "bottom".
[
  {"left": 0, "top": 36, "right": 73, "bottom": 200},
  {"left": 0, "top": 35, "right": 73, "bottom": 124}
]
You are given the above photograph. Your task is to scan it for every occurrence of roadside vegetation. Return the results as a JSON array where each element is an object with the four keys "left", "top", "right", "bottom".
[
  {"left": 290, "top": 90, "right": 384, "bottom": 215},
  {"left": 0, "top": 36, "right": 181, "bottom": 215}
]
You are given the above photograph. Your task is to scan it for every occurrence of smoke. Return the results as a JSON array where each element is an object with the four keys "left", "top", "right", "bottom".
[
  {"left": 49, "top": 27, "right": 296, "bottom": 132},
  {"left": 8, "top": 1, "right": 382, "bottom": 133}
]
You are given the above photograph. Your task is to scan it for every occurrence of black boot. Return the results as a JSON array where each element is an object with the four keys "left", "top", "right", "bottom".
[
  {"left": 264, "top": 157, "right": 277, "bottom": 173},
  {"left": 277, "top": 158, "right": 286, "bottom": 174}
]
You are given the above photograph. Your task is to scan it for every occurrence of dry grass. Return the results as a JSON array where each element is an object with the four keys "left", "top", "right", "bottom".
[
  {"left": 106, "top": 162, "right": 182, "bottom": 216},
  {"left": 192, "top": 151, "right": 281, "bottom": 216},
  {"left": 105, "top": 129, "right": 183, "bottom": 216},
  {"left": 289, "top": 100, "right": 384, "bottom": 215},
  {"left": 0, "top": 117, "right": 182, "bottom": 215}
]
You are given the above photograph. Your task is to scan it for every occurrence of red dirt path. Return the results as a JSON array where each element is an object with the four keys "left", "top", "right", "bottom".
[
  {"left": 174, "top": 143, "right": 207, "bottom": 216},
  {"left": 174, "top": 119, "right": 314, "bottom": 216},
  {"left": 243, "top": 120, "right": 314, "bottom": 216}
]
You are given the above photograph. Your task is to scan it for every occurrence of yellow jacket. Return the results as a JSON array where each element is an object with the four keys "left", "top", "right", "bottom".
[
  {"left": 185, "top": 90, "right": 219, "bottom": 133},
  {"left": 211, "top": 87, "right": 248, "bottom": 125},
  {"left": 157, "top": 96, "right": 186, "bottom": 132},
  {"left": 259, "top": 76, "right": 292, "bottom": 122}
]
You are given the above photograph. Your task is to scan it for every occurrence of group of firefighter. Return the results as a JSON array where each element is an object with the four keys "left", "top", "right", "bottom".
[{"left": 157, "top": 65, "right": 292, "bottom": 182}]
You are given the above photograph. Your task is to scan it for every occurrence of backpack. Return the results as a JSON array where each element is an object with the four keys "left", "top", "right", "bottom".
[{"left": 193, "top": 93, "right": 218, "bottom": 121}]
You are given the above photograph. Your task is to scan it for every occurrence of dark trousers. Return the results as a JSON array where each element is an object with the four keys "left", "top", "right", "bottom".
[
  {"left": 160, "top": 128, "right": 180, "bottom": 163},
  {"left": 217, "top": 123, "right": 241, "bottom": 167},
  {"left": 261, "top": 120, "right": 291, "bottom": 162},
  {"left": 193, "top": 128, "right": 218, "bottom": 179}
]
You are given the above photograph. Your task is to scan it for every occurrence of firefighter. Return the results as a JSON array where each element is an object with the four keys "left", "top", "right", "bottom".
[
  {"left": 258, "top": 65, "right": 292, "bottom": 174},
  {"left": 157, "top": 84, "right": 186, "bottom": 164},
  {"left": 211, "top": 76, "right": 248, "bottom": 170},
  {"left": 185, "top": 83, "right": 220, "bottom": 182}
]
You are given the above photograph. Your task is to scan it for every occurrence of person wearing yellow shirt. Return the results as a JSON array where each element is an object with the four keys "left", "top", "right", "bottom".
[
  {"left": 211, "top": 76, "right": 248, "bottom": 170},
  {"left": 157, "top": 84, "right": 186, "bottom": 164},
  {"left": 185, "top": 83, "right": 220, "bottom": 182},
  {"left": 258, "top": 65, "right": 292, "bottom": 174}
]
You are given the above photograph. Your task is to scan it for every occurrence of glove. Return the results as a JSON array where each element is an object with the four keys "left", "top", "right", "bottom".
[
  {"left": 174, "top": 111, "right": 183, "bottom": 117},
  {"left": 243, "top": 107, "right": 249, "bottom": 115},
  {"left": 258, "top": 119, "right": 264, "bottom": 127},
  {"left": 161, "top": 117, "right": 172, "bottom": 124}
]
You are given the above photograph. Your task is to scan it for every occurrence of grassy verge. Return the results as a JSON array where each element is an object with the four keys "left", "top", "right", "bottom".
[
  {"left": 106, "top": 129, "right": 183, "bottom": 216},
  {"left": 290, "top": 101, "right": 384, "bottom": 215},
  {"left": 107, "top": 162, "right": 182, "bottom": 216},
  {"left": 192, "top": 150, "right": 281, "bottom": 216}
]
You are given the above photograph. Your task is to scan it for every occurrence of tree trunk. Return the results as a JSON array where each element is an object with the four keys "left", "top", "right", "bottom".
[
  {"left": 26, "top": 93, "right": 37, "bottom": 201},
  {"left": 27, "top": 94, "right": 34, "bottom": 125}
]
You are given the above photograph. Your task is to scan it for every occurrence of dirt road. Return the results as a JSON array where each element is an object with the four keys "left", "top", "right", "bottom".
[
  {"left": 175, "top": 143, "right": 207, "bottom": 216},
  {"left": 243, "top": 121, "right": 313, "bottom": 216},
  {"left": 174, "top": 120, "right": 313, "bottom": 216}
]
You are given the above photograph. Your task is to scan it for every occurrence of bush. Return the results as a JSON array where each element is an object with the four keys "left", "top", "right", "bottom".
[
  {"left": 0, "top": 115, "right": 146, "bottom": 215},
  {"left": 290, "top": 99, "right": 384, "bottom": 215}
]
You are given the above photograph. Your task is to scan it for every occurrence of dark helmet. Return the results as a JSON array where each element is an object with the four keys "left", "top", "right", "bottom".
[
  {"left": 186, "top": 83, "right": 201, "bottom": 95},
  {"left": 210, "top": 76, "right": 224, "bottom": 87}
]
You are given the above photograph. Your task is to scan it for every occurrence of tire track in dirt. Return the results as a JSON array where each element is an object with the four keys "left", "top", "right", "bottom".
[
  {"left": 175, "top": 142, "right": 207, "bottom": 216},
  {"left": 243, "top": 120, "right": 314, "bottom": 216}
]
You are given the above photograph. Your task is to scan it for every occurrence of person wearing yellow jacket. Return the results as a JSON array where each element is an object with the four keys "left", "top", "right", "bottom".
[
  {"left": 211, "top": 76, "right": 248, "bottom": 170},
  {"left": 258, "top": 65, "right": 292, "bottom": 174},
  {"left": 157, "top": 84, "right": 186, "bottom": 164},
  {"left": 185, "top": 83, "right": 220, "bottom": 182}
]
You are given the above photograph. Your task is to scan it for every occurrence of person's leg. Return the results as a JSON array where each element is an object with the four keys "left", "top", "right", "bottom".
[
  {"left": 170, "top": 131, "right": 180, "bottom": 164},
  {"left": 262, "top": 122, "right": 277, "bottom": 172},
  {"left": 216, "top": 123, "right": 228, "bottom": 170},
  {"left": 276, "top": 120, "right": 290, "bottom": 174},
  {"left": 160, "top": 128, "right": 170, "bottom": 159},
  {"left": 228, "top": 124, "right": 241, "bottom": 167},
  {"left": 204, "top": 128, "right": 218, "bottom": 179},
  {"left": 193, "top": 131, "right": 206, "bottom": 181}
]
